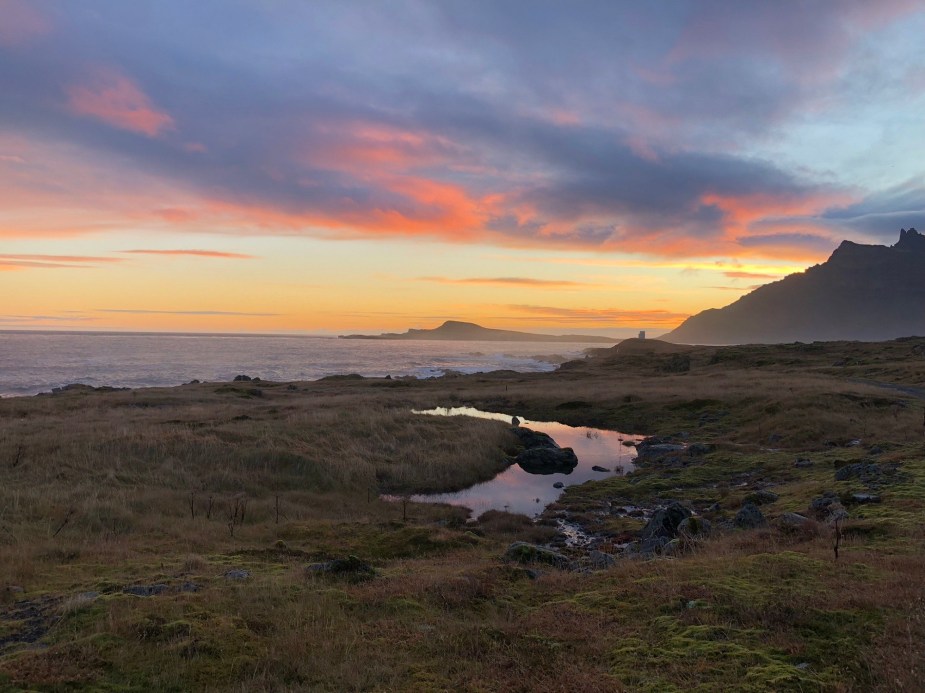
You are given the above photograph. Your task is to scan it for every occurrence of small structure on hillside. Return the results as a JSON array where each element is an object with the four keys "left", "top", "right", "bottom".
[{"left": 638, "top": 330, "right": 646, "bottom": 340}]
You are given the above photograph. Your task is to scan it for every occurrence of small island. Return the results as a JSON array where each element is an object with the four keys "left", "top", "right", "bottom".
[{"left": 339, "top": 320, "right": 619, "bottom": 343}]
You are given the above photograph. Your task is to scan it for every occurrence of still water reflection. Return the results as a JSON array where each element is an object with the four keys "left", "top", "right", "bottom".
[{"left": 410, "top": 407, "right": 643, "bottom": 517}]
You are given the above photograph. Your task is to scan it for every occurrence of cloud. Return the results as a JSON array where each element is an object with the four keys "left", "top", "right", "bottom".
[
  {"left": 504, "top": 304, "right": 689, "bottom": 327},
  {"left": 0, "top": 2, "right": 923, "bottom": 263},
  {"left": 703, "top": 284, "right": 765, "bottom": 292},
  {"left": 417, "top": 276, "right": 589, "bottom": 288},
  {"left": 66, "top": 67, "right": 174, "bottom": 137},
  {"left": 0, "top": 254, "right": 121, "bottom": 270},
  {"left": 723, "top": 271, "right": 778, "bottom": 280},
  {"left": 0, "top": 314, "right": 96, "bottom": 323},
  {"left": 96, "top": 309, "right": 281, "bottom": 317},
  {"left": 120, "top": 249, "right": 256, "bottom": 259},
  {"left": 0, "top": 0, "right": 51, "bottom": 47}
]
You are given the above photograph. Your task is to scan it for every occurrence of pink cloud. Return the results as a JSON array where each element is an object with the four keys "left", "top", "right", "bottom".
[
  {"left": 0, "top": 0, "right": 51, "bottom": 47},
  {"left": 67, "top": 68, "right": 174, "bottom": 137}
]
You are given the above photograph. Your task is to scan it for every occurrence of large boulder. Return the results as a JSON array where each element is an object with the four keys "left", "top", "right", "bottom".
[
  {"left": 677, "top": 516, "right": 712, "bottom": 539},
  {"left": 306, "top": 555, "right": 376, "bottom": 582},
  {"left": 503, "top": 542, "right": 571, "bottom": 570},
  {"left": 734, "top": 503, "right": 767, "bottom": 529},
  {"left": 512, "top": 427, "right": 579, "bottom": 474},
  {"left": 640, "top": 502, "right": 692, "bottom": 542},
  {"left": 777, "top": 512, "right": 814, "bottom": 533},
  {"left": 511, "top": 427, "right": 558, "bottom": 449},
  {"left": 515, "top": 446, "right": 579, "bottom": 474}
]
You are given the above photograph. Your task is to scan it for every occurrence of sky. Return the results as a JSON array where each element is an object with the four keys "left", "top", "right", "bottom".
[{"left": 2, "top": 0, "right": 924, "bottom": 337}]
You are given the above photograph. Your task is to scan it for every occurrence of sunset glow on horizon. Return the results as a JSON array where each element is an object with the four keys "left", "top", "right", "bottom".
[{"left": 3, "top": 1, "right": 924, "bottom": 337}]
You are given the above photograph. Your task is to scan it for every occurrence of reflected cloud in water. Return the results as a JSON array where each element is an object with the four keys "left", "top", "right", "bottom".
[{"left": 410, "top": 407, "right": 644, "bottom": 517}]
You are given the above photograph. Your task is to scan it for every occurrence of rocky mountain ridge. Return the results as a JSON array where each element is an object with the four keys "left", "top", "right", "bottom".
[{"left": 665, "top": 228, "right": 925, "bottom": 344}]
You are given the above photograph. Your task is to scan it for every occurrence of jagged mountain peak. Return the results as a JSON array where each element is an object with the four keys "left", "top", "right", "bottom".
[{"left": 665, "top": 228, "right": 925, "bottom": 345}]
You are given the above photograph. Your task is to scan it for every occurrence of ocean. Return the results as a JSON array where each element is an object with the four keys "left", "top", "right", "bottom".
[{"left": 0, "top": 331, "right": 601, "bottom": 398}]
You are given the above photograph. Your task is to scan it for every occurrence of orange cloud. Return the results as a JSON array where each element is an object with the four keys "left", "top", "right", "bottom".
[
  {"left": 307, "top": 122, "right": 458, "bottom": 171},
  {"left": 67, "top": 68, "right": 174, "bottom": 137},
  {"left": 723, "top": 270, "right": 777, "bottom": 280},
  {"left": 120, "top": 249, "right": 256, "bottom": 259}
]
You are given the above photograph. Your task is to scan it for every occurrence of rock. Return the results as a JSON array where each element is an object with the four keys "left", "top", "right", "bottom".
[
  {"left": 835, "top": 462, "right": 873, "bottom": 481},
  {"left": 734, "top": 503, "right": 767, "bottom": 529},
  {"left": 123, "top": 584, "right": 169, "bottom": 597},
  {"left": 794, "top": 458, "right": 814, "bottom": 468},
  {"left": 662, "top": 538, "right": 683, "bottom": 555},
  {"left": 524, "top": 568, "right": 543, "bottom": 580},
  {"left": 515, "top": 447, "right": 578, "bottom": 474},
  {"left": 809, "top": 491, "right": 837, "bottom": 514},
  {"left": 511, "top": 416, "right": 520, "bottom": 426},
  {"left": 848, "top": 493, "right": 881, "bottom": 505},
  {"left": 809, "top": 493, "right": 849, "bottom": 522},
  {"left": 233, "top": 374, "right": 253, "bottom": 382},
  {"left": 705, "top": 503, "right": 721, "bottom": 513},
  {"left": 868, "top": 445, "right": 884, "bottom": 455},
  {"left": 552, "top": 482, "right": 564, "bottom": 489},
  {"left": 767, "top": 433, "right": 783, "bottom": 445},
  {"left": 777, "top": 512, "right": 813, "bottom": 533},
  {"left": 7, "top": 586, "right": 24, "bottom": 594},
  {"left": 503, "top": 542, "right": 571, "bottom": 570},
  {"left": 511, "top": 427, "right": 558, "bottom": 449},
  {"left": 591, "top": 465, "right": 610, "bottom": 473},
  {"left": 179, "top": 581, "right": 201, "bottom": 593},
  {"left": 677, "top": 516, "right": 712, "bottom": 539},
  {"left": 744, "top": 489, "right": 779, "bottom": 506},
  {"left": 621, "top": 440, "right": 636, "bottom": 447},
  {"left": 224, "top": 569, "right": 250, "bottom": 581},
  {"left": 588, "top": 550, "right": 617, "bottom": 569},
  {"left": 640, "top": 502, "right": 692, "bottom": 542},
  {"left": 637, "top": 536, "right": 671, "bottom": 555},
  {"left": 634, "top": 439, "right": 686, "bottom": 460},
  {"left": 306, "top": 555, "right": 376, "bottom": 581},
  {"left": 688, "top": 443, "right": 713, "bottom": 456}
]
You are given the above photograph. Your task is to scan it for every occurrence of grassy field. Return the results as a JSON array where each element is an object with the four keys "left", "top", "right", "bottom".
[{"left": 1, "top": 337, "right": 924, "bottom": 691}]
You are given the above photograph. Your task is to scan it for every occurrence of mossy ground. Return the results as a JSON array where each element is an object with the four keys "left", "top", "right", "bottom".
[{"left": 2, "top": 338, "right": 925, "bottom": 690}]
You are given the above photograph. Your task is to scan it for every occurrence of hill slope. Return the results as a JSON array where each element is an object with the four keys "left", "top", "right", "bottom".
[
  {"left": 665, "top": 228, "right": 925, "bottom": 344},
  {"left": 340, "top": 320, "right": 618, "bottom": 343}
]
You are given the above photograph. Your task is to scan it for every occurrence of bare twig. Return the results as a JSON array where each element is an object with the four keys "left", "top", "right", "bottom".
[
  {"left": 189, "top": 492, "right": 196, "bottom": 520},
  {"left": 11, "top": 444, "right": 24, "bottom": 469},
  {"left": 53, "top": 508, "right": 76, "bottom": 538},
  {"left": 834, "top": 517, "right": 843, "bottom": 560},
  {"left": 206, "top": 495, "right": 214, "bottom": 520}
]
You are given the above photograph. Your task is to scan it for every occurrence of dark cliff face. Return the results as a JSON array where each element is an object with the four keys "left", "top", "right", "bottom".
[{"left": 665, "top": 228, "right": 925, "bottom": 345}]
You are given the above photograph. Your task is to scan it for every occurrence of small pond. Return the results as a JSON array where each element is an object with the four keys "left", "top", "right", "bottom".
[{"left": 409, "top": 406, "right": 644, "bottom": 517}]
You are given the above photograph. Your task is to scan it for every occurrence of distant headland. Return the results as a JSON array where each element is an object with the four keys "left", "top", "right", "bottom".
[{"left": 339, "top": 320, "right": 619, "bottom": 343}]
